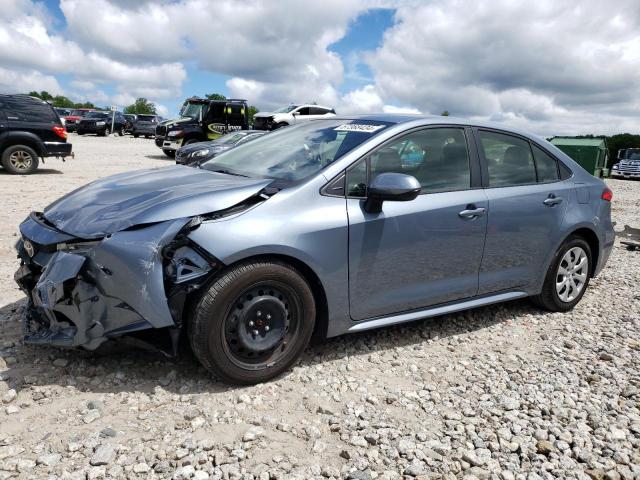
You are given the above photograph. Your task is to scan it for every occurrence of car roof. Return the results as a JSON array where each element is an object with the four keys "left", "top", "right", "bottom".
[{"left": 324, "top": 113, "right": 546, "bottom": 143}]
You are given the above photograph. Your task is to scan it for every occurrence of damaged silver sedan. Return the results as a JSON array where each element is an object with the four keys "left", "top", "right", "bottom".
[{"left": 15, "top": 115, "right": 614, "bottom": 384}]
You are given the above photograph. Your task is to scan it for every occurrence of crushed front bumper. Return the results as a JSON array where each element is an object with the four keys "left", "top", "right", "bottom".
[{"left": 15, "top": 214, "right": 211, "bottom": 350}]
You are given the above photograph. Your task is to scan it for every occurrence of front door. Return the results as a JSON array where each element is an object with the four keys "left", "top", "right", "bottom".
[
  {"left": 347, "top": 126, "right": 488, "bottom": 320},
  {"left": 474, "top": 129, "right": 571, "bottom": 294}
]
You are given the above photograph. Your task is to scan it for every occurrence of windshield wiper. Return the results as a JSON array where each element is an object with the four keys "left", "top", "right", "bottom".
[{"left": 209, "top": 168, "right": 250, "bottom": 178}]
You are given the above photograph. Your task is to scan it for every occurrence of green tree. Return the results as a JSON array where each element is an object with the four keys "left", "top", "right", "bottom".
[
  {"left": 124, "top": 97, "right": 157, "bottom": 115},
  {"left": 441, "top": 110, "right": 450, "bottom": 116},
  {"left": 247, "top": 105, "right": 259, "bottom": 123},
  {"left": 205, "top": 93, "right": 227, "bottom": 101},
  {"left": 28, "top": 90, "right": 54, "bottom": 101},
  {"left": 51, "top": 95, "right": 75, "bottom": 108}
]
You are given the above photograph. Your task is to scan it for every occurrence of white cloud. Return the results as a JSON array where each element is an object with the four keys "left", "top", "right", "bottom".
[
  {"left": 363, "top": 0, "right": 640, "bottom": 135},
  {"left": 0, "top": 67, "right": 62, "bottom": 94}
]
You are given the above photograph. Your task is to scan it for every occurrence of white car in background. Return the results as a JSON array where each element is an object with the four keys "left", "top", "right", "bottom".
[{"left": 252, "top": 104, "right": 335, "bottom": 130}]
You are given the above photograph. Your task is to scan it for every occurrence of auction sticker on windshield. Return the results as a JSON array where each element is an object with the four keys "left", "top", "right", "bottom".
[{"left": 334, "top": 124, "right": 387, "bottom": 133}]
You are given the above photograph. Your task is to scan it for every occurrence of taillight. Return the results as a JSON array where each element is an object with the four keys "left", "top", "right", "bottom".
[
  {"left": 53, "top": 125, "right": 67, "bottom": 140},
  {"left": 601, "top": 187, "right": 613, "bottom": 202}
]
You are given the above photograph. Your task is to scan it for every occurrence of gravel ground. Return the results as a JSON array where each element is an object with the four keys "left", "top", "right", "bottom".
[{"left": 0, "top": 134, "right": 638, "bottom": 480}]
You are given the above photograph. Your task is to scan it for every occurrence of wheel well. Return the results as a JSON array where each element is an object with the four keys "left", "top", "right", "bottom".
[
  {"left": 1, "top": 140, "right": 42, "bottom": 157},
  {"left": 223, "top": 254, "right": 329, "bottom": 340},
  {"left": 569, "top": 228, "right": 599, "bottom": 276}
]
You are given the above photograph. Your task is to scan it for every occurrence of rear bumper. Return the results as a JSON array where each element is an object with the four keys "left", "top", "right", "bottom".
[
  {"left": 133, "top": 126, "right": 156, "bottom": 135},
  {"left": 43, "top": 142, "right": 72, "bottom": 158}
]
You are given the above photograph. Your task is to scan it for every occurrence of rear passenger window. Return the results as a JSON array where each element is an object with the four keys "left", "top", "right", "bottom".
[
  {"left": 479, "top": 131, "right": 536, "bottom": 187},
  {"left": 3, "top": 98, "right": 58, "bottom": 123},
  {"left": 532, "top": 144, "right": 559, "bottom": 182}
]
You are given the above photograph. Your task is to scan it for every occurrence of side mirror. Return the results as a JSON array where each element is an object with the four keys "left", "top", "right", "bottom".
[
  {"left": 292, "top": 112, "right": 299, "bottom": 116},
  {"left": 363, "top": 173, "right": 421, "bottom": 214}
]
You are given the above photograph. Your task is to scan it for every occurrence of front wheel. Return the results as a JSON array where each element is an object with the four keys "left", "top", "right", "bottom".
[
  {"left": 117, "top": 126, "right": 125, "bottom": 136},
  {"left": 532, "top": 236, "right": 591, "bottom": 312},
  {"left": 162, "top": 149, "right": 175, "bottom": 158},
  {"left": 189, "top": 261, "right": 316, "bottom": 385}
]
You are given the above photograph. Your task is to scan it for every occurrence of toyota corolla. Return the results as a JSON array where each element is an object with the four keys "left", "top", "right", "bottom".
[{"left": 15, "top": 115, "right": 615, "bottom": 384}]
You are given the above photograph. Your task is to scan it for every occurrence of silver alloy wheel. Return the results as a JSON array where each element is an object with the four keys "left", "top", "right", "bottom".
[
  {"left": 556, "top": 246, "right": 588, "bottom": 302},
  {"left": 8, "top": 150, "right": 33, "bottom": 171}
]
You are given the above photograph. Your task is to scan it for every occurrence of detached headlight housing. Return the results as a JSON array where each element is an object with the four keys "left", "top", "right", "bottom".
[
  {"left": 188, "top": 149, "right": 211, "bottom": 158},
  {"left": 96, "top": 121, "right": 106, "bottom": 126},
  {"left": 168, "top": 130, "right": 184, "bottom": 138}
]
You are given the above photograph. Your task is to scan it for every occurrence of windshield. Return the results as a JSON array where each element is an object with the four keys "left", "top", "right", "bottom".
[
  {"left": 70, "top": 109, "right": 90, "bottom": 116},
  {"left": 201, "top": 119, "right": 392, "bottom": 182},
  {"left": 137, "top": 115, "right": 156, "bottom": 122},
  {"left": 273, "top": 105, "right": 298, "bottom": 113},
  {"left": 215, "top": 132, "right": 248, "bottom": 145},
  {"left": 626, "top": 149, "right": 640, "bottom": 160},
  {"left": 85, "top": 112, "right": 109, "bottom": 119},
  {"left": 180, "top": 102, "right": 205, "bottom": 119}
]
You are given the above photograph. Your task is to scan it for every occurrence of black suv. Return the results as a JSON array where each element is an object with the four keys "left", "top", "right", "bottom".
[
  {"left": 155, "top": 98, "right": 249, "bottom": 158},
  {"left": 0, "top": 94, "right": 72, "bottom": 174},
  {"left": 77, "top": 111, "right": 127, "bottom": 136}
]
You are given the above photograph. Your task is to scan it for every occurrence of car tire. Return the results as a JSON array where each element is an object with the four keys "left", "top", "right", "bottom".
[
  {"left": 531, "top": 235, "right": 592, "bottom": 312},
  {"left": 118, "top": 126, "right": 125, "bottom": 136},
  {"left": 133, "top": 134, "right": 139, "bottom": 138},
  {"left": 272, "top": 122, "right": 288, "bottom": 130},
  {"left": 77, "top": 130, "right": 84, "bottom": 135},
  {"left": 189, "top": 260, "right": 316, "bottom": 385},
  {"left": 162, "top": 149, "right": 175, "bottom": 158},
  {"left": 100, "top": 126, "right": 111, "bottom": 137},
  {"left": 1, "top": 145, "right": 39, "bottom": 174}
]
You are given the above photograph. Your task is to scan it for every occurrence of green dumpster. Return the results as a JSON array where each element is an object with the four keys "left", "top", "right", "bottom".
[{"left": 550, "top": 137, "right": 608, "bottom": 177}]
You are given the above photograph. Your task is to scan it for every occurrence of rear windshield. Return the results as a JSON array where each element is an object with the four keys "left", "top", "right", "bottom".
[{"left": 136, "top": 115, "right": 156, "bottom": 122}]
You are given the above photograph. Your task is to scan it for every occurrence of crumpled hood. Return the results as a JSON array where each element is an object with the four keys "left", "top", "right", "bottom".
[{"left": 44, "top": 165, "right": 271, "bottom": 238}]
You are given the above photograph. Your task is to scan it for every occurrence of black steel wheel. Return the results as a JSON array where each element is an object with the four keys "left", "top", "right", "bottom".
[{"left": 189, "top": 260, "right": 315, "bottom": 384}]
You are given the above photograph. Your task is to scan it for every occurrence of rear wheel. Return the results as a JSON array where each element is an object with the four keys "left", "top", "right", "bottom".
[
  {"left": 133, "top": 133, "right": 139, "bottom": 138},
  {"left": 162, "top": 149, "right": 175, "bottom": 158},
  {"left": 1, "top": 145, "right": 39, "bottom": 174},
  {"left": 532, "top": 236, "right": 591, "bottom": 311},
  {"left": 189, "top": 261, "right": 316, "bottom": 385},
  {"left": 117, "top": 126, "right": 125, "bottom": 136},
  {"left": 100, "top": 126, "right": 111, "bottom": 137}
]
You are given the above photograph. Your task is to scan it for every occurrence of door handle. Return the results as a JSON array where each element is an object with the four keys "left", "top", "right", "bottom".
[
  {"left": 458, "top": 206, "right": 486, "bottom": 219},
  {"left": 543, "top": 194, "right": 563, "bottom": 207}
]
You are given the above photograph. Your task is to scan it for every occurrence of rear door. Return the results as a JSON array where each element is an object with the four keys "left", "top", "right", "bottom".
[
  {"left": 474, "top": 129, "right": 571, "bottom": 294},
  {"left": 347, "top": 126, "right": 488, "bottom": 320}
]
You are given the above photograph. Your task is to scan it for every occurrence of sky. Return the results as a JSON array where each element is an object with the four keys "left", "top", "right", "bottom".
[{"left": 0, "top": 0, "right": 639, "bottom": 136}]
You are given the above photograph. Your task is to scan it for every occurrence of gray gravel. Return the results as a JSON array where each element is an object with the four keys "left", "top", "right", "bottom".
[{"left": 0, "top": 134, "right": 639, "bottom": 479}]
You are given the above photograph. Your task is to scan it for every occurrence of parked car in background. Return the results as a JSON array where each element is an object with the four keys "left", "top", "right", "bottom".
[
  {"left": 611, "top": 148, "right": 640, "bottom": 179},
  {"left": 64, "top": 108, "right": 95, "bottom": 132},
  {"left": 252, "top": 104, "right": 335, "bottom": 130},
  {"left": 175, "top": 130, "right": 266, "bottom": 166},
  {"left": 132, "top": 114, "right": 163, "bottom": 138},
  {"left": 54, "top": 108, "right": 71, "bottom": 125},
  {"left": 0, "top": 94, "right": 72, "bottom": 174},
  {"left": 14, "top": 115, "right": 613, "bottom": 384},
  {"left": 77, "top": 111, "right": 127, "bottom": 136},
  {"left": 155, "top": 97, "right": 250, "bottom": 158},
  {"left": 124, "top": 114, "right": 137, "bottom": 133}
]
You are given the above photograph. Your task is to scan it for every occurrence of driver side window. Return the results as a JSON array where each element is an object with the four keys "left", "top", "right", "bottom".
[
  {"left": 295, "top": 107, "right": 310, "bottom": 115},
  {"left": 345, "top": 127, "right": 472, "bottom": 197}
]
